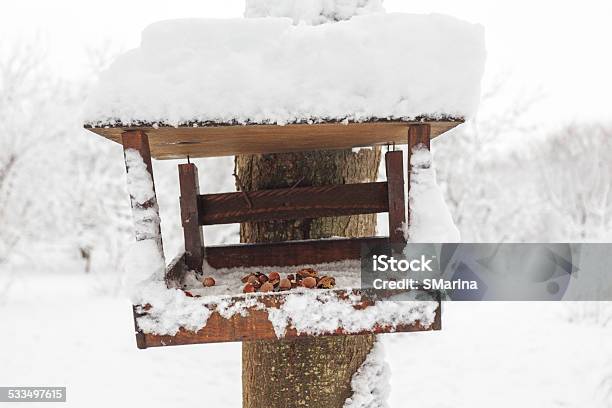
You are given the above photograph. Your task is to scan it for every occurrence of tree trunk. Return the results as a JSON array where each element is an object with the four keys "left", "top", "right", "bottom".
[{"left": 236, "top": 148, "right": 381, "bottom": 408}]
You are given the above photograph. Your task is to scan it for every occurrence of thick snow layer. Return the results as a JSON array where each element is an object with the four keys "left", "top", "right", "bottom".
[
  {"left": 134, "top": 277, "right": 437, "bottom": 337},
  {"left": 124, "top": 149, "right": 162, "bottom": 242},
  {"left": 122, "top": 240, "right": 165, "bottom": 300},
  {"left": 245, "top": 0, "right": 385, "bottom": 25},
  {"left": 129, "top": 256, "right": 436, "bottom": 337},
  {"left": 124, "top": 149, "right": 155, "bottom": 205},
  {"left": 134, "top": 281, "right": 213, "bottom": 335},
  {"left": 344, "top": 340, "right": 390, "bottom": 408},
  {"left": 84, "top": 14, "right": 485, "bottom": 127},
  {"left": 267, "top": 290, "right": 437, "bottom": 337},
  {"left": 122, "top": 149, "right": 165, "bottom": 297},
  {"left": 405, "top": 147, "right": 461, "bottom": 242}
]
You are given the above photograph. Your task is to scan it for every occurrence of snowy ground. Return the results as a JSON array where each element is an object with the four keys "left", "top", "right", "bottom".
[{"left": 1, "top": 269, "right": 611, "bottom": 407}]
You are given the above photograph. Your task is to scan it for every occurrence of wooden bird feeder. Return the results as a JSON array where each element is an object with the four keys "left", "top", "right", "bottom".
[{"left": 85, "top": 118, "right": 459, "bottom": 348}]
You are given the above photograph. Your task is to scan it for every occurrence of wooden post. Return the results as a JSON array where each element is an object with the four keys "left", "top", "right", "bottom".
[
  {"left": 121, "top": 129, "right": 165, "bottom": 262},
  {"left": 385, "top": 150, "right": 406, "bottom": 244},
  {"left": 407, "top": 124, "right": 431, "bottom": 229},
  {"left": 179, "top": 163, "right": 204, "bottom": 273},
  {"left": 408, "top": 123, "right": 431, "bottom": 152}
]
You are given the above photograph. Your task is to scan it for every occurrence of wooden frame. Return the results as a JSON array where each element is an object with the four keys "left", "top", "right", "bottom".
[
  {"left": 121, "top": 130, "right": 165, "bottom": 262},
  {"left": 385, "top": 150, "right": 406, "bottom": 244},
  {"left": 121, "top": 123, "right": 439, "bottom": 348},
  {"left": 88, "top": 119, "right": 460, "bottom": 159},
  {"left": 177, "top": 149, "right": 408, "bottom": 275},
  {"left": 179, "top": 163, "right": 204, "bottom": 273},
  {"left": 205, "top": 237, "right": 387, "bottom": 269},
  {"left": 198, "top": 182, "right": 389, "bottom": 225},
  {"left": 407, "top": 123, "right": 432, "bottom": 231},
  {"left": 134, "top": 288, "right": 442, "bottom": 348}
]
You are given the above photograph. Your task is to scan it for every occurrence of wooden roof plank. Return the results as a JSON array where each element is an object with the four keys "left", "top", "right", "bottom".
[{"left": 85, "top": 120, "right": 463, "bottom": 159}]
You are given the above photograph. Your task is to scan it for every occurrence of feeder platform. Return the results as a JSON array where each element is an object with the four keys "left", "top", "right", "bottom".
[{"left": 84, "top": 120, "right": 453, "bottom": 348}]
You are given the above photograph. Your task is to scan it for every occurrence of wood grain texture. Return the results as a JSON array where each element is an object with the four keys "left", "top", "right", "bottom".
[
  {"left": 133, "top": 289, "right": 441, "bottom": 348},
  {"left": 407, "top": 124, "right": 432, "bottom": 230},
  {"left": 204, "top": 237, "right": 387, "bottom": 269},
  {"left": 408, "top": 123, "right": 432, "bottom": 151},
  {"left": 179, "top": 163, "right": 204, "bottom": 272},
  {"left": 385, "top": 150, "right": 406, "bottom": 244},
  {"left": 86, "top": 121, "right": 462, "bottom": 159},
  {"left": 198, "top": 182, "right": 389, "bottom": 225},
  {"left": 243, "top": 334, "right": 374, "bottom": 408}
]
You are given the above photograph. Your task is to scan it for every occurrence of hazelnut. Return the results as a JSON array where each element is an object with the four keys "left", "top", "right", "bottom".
[
  {"left": 297, "top": 268, "right": 318, "bottom": 279},
  {"left": 260, "top": 282, "right": 274, "bottom": 292},
  {"left": 302, "top": 276, "right": 317, "bottom": 289},
  {"left": 317, "top": 276, "right": 336, "bottom": 289},
  {"left": 279, "top": 278, "right": 292, "bottom": 291},
  {"left": 247, "top": 275, "right": 259, "bottom": 285},
  {"left": 258, "top": 274, "right": 269, "bottom": 284},
  {"left": 268, "top": 271, "right": 281, "bottom": 281},
  {"left": 241, "top": 274, "right": 254, "bottom": 283},
  {"left": 243, "top": 283, "right": 256, "bottom": 293},
  {"left": 202, "top": 277, "right": 216, "bottom": 287}
]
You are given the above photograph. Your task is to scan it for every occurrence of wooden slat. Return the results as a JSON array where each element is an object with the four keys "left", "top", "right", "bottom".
[
  {"left": 385, "top": 151, "right": 406, "bottom": 244},
  {"left": 408, "top": 123, "right": 432, "bottom": 151},
  {"left": 133, "top": 289, "right": 441, "bottom": 347},
  {"left": 204, "top": 237, "right": 388, "bottom": 269},
  {"left": 164, "top": 253, "right": 186, "bottom": 289},
  {"left": 198, "top": 182, "right": 388, "bottom": 225},
  {"left": 86, "top": 120, "right": 462, "bottom": 159},
  {"left": 407, "top": 124, "right": 432, "bottom": 230},
  {"left": 179, "top": 163, "right": 204, "bottom": 272}
]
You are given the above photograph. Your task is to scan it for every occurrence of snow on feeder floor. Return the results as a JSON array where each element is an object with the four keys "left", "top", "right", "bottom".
[{"left": 132, "top": 256, "right": 441, "bottom": 348}]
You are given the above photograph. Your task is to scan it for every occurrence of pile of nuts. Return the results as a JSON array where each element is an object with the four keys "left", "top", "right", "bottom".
[{"left": 242, "top": 268, "right": 336, "bottom": 293}]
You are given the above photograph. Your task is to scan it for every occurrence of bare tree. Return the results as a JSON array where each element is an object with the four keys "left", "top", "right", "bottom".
[
  {"left": 0, "top": 40, "right": 69, "bottom": 266},
  {"left": 536, "top": 124, "right": 612, "bottom": 241},
  {"left": 433, "top": 71, "right": 545, "bottom": 242}
]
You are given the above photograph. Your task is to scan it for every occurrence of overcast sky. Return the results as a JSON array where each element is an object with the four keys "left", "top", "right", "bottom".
[{"left": 2, "top": 0, "right": 611, "bottom": 125}]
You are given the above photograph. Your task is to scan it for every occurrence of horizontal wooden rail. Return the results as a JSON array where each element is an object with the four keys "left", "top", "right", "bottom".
[
  {"left": 204, "top": 237, "right": 388, "bottom": 269},
  {"left": 197, "top": 182, "right": 389, "bottom": 225},
  {"left": 134, "top": 288, "right": 441, "bottom": 348}
]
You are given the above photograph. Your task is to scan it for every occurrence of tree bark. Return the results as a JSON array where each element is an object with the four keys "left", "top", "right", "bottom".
[{"left": 236, "top": 148, "right": 381, "bottom": 408}]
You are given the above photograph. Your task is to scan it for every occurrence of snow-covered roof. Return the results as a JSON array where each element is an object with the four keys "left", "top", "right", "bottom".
[
  {"left": 245, "top": 0, "right": 385, "bottom": 25},
  {"left": 84, "top": 13, "right": 485, "bottom": 128}
]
